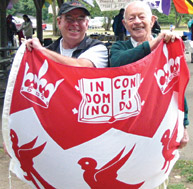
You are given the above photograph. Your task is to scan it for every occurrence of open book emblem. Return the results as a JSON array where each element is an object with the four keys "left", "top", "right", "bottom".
[{"left": 78, "top": 74, "right": 142, "bottom": 123}]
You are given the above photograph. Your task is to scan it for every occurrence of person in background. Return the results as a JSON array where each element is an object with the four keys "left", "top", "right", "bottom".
[
  {"left": 6, "top": 15, "right": 17, "bottom": 46},
  {"left": 112, "top": 8, "right": 126, "bottom": 41},
  {"left": 188, "top": 18, "right": 193, "bottom": 40},
  {"left": 170, "top": 24, "right": 175, "bottom": 32},
  {"left": 110, "top": 1, "right": 189, "bottom": 188},
  {"left": 151, "top": 16, "right": 161, "bottom": 37},
  {"left": 26, "top": 1, "right": 108, "bottom": 68},
  {"left": 18, "top": 15, "right": 33, "bottom": 39},
  {"left": 188, "top": 18, "right": 193, "bottom": 31},
  {"left": 17, "top": 30, "right": 25, "bottom": 46}
]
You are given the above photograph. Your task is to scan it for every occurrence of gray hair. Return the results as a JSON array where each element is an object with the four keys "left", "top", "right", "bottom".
[{"left": 124, "top": 1, "right": 152, "bottom": 20}]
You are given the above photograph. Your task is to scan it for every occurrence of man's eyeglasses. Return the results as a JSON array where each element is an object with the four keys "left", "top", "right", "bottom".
[{"left": 64, "top": 15, "right": 86, "bottom": 23}]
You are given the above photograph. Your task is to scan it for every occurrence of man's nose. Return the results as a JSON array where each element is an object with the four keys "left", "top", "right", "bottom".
[
  {"left": 134, "top": 16, "right": 141, "bottom": 23},
  {"left": 70, "top": 19, "right": 80, "bottom": 25}
]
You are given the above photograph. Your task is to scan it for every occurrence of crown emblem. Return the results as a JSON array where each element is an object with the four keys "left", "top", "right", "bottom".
[
  {"left": 20, "top": 60, "right": 64, "bottom": 108},
  {"left": 154, "top": 44, "right": 181, "bottom": 94}
]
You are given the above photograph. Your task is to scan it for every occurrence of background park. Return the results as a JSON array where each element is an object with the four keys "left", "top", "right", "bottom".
[
  {"left": 4, "top": 0, "right": 193, "bottom": 42},
  {"left": 0, "top": 0, "right": 193, "bottom": 189}
]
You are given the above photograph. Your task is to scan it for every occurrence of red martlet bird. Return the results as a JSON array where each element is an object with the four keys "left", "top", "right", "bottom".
[
  {"left": 161, "top": 121, "right": 180, "bottom": 173},
  {"left": 78, "top": 145, "right": 144, "bottom": 188},
  {"left": 10, "top": 129, "right": 55, "bottom": 189}
]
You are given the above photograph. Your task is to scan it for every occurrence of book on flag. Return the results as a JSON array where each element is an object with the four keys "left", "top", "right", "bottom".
[{"left": 78, "top": 75, "right": 142, "bottom": 123}]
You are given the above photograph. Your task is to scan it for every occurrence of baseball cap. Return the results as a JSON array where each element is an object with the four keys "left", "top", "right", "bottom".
[{"left": 58, "top": 1, "right": 90, "bottom": 16}]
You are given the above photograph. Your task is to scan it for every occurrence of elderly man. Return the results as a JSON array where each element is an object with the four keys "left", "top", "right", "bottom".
[
  {"left": 26, "top": 1, "right": 108, "bottom": 68},
  {"left": 110, "top": 1, "right": 189, "bottom": 188},
  {"left": 110, "top": 2, "right": 177, "bottom": 66}
]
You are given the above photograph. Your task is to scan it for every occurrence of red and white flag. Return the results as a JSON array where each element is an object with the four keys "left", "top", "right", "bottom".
[{"left": 2, "top": 39, "right": 189, "bottom": 189}]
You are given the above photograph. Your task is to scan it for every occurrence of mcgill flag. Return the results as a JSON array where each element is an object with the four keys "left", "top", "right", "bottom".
[{"left": 2, "top": 39, "right": 189, "bottom": 188}]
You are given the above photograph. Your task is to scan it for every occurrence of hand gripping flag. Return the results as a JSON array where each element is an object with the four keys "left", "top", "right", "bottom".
[{"left": 2, "top": 39, "right": 189, "bottom": 189}]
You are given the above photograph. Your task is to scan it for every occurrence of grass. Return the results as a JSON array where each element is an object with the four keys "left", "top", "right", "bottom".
[
  {"left": 168, "top": 160, "right": 193, "bottom": 188},
  {"left": 174, "top": 160, "right": 193, "bottom": 182},
  {"left": 0, "top": 147, "right": 4, "bottom": 153},
  {"left": 168, "top": 184, "right": 186, "bottom": 189}
]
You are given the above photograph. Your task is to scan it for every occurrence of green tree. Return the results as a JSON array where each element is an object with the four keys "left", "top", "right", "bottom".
[
  {"left": 7, "top": 0, "right": 36, "bottom": 16},
  {"left": 7, "top": 0, "right": 49, "bottom": 21}
]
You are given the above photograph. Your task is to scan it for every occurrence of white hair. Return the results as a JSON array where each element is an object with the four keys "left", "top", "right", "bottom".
[{"left": 124, "top": 0, "right": 152, "bottom": 20}]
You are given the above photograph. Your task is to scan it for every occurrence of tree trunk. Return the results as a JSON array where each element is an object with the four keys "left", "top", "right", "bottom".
[
  {"left": 52, "top": 0, "right": 58, "bottom": 36},
  {"left": 104, "top": 17, "right": 112, "bottom": 31},
  {"left": 0, "top": 0, "right": 11, "bottom": 47},
  {"left": 106, "top": 17, "right": 112, "bottom": 31},
  {"left": 174, "top": 6, "right": 182, "bottom": 28},
  {"left": 176, "top": 15, "right": 182, "bottom": 28},
  {"left": 33, "top": 0, "right": 45, "bottom": 43},
  {"left": 57, "top": 0, "right": 64, "bottom": 7}
]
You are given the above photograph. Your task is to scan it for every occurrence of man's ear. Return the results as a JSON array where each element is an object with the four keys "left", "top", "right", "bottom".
[
  {"left": 122, "top": 19, "right": 126, "bottom": 28},
  {"left": 151, "top": 15, "right": 157, "bottom": 28},
  {"left": 57, "top": 16, "right": 61, "bottom": 26},
  {"left": 85, "top": 19, "right": 89, "bottom": 29}
]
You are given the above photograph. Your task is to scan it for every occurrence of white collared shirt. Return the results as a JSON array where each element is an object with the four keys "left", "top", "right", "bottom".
[
  {"left": 130, "top": 37, "right": 138, "bottom": 48},
  {"left": 130, "top": 36, "right": 154, "bottom": 48}
]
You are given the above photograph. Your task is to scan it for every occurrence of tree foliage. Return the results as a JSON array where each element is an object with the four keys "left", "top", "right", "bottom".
[{"left": 7, "top": 0, "right": 49, "bottom": 21}]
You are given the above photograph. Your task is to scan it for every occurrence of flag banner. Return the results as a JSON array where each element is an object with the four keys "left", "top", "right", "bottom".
[
  {"left": 2, "top": 39, "right": 189, "bottom": 189},
  {"left": 93, "top": 0, "right": 171, "bottom": 14},
  {"left": 173, "top": 0, "right": 193, "bottom": 14},
  {"left": 143, "top": 0, "right": 171, "bottom": 15},
  {"left": 83, "top": 0, "right": 95, "bottom": 7}
]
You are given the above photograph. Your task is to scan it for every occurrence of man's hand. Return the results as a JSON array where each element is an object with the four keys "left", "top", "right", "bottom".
[
  {"left": 25, "top": 38, "right": 45, "bottom": 52},
  {"left": 158, "top": 31, "right": 179, "bottom": 43},
  {"left": 178, "top": 128, "right": 189, "bottom": 149},
  {"left": 150, "top": 31, "right": 179, "bottom": 51}
]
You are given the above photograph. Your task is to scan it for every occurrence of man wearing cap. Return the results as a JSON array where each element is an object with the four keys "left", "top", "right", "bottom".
[{"left": 26, "top": 1, "right": 108, "bottom": 68}]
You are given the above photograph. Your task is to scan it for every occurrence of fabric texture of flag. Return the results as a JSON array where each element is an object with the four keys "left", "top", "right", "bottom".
[
  {"left": 173, "top": 0, "right": 193, "bottom": 14},
  {"left": 143, "top": 0, "right": 171, "bottom": 15},
  {"left": 2, "top": 39, "right": 189, "bottom": 189}
]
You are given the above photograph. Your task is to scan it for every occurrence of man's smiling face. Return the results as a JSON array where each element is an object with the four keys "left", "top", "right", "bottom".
[
  {"left": 123, "top": 2, "right": 155, "bottom": 42},
  {"left": 57, "top": 9, "right": 89, "bottom": 48}
]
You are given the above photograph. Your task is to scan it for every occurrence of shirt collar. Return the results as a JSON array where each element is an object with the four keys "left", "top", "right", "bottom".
[
  {"left": 130, "top": 37, "right": 138, "bottom": 48},
  {"left": 59, "top": 38, "right": 77, "bottom": 56},
  {"left": 130, "top": 36, "right": 154, "bottom": 47}
]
